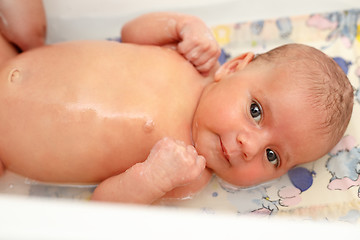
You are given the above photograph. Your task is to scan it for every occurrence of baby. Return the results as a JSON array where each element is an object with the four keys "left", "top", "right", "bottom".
[{"left": 0, "top": 12, "right": 354, "bottom": 204}]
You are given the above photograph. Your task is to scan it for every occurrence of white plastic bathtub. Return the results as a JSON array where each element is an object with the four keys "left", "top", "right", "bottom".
[{"left": 1, "top": 0, "right": 360, "bottom": 239}]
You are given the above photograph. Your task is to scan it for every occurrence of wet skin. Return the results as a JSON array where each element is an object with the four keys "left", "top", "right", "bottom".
[{"left": 0, "top": 40, "right": 212, "bottom": 183}]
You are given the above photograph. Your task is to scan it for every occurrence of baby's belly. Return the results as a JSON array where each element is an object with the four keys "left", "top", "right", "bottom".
[{"left": 0, "top": 41, "right": 201, "bottom": 183}]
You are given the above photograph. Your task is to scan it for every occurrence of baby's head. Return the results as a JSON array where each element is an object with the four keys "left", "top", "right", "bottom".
[
  {"left": 253, "top": 44, "right": 354, "bottom": 149},
  {"left": 192, "top": 43, "right": 354, "bottom": 186}
]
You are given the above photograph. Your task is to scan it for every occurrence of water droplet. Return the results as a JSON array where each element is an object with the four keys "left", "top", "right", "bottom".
[
  {"left": 24, "top": 178, "right": 32, "bottom": 184},
  {"left": 143, "top": 119, "right": 155, "bottom": 133}
]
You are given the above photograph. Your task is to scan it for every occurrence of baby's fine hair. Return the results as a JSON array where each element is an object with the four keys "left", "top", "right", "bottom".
[{"left": 253, "top": 43, "right": 354, "bottom": 149}]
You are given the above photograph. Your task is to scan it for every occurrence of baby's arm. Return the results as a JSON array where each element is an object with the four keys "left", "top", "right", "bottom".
[
  {"left": 0, "top": 0, "right": 46, "bottom": 51},
  {"left": 121, "top": 12, "right": 220, "bottom": 75},
  {"left": 91, "top": 138, "right": 207, "bottom": 204}
]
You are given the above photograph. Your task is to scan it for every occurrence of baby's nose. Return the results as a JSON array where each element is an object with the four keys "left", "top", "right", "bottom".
[{"left": 236, "top": 130, "right": 265, "bottom": 161}]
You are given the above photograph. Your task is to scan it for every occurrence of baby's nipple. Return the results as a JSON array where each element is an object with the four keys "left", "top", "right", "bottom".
[
  {"left": 8, "top": 68, "right": 22, "bottom": 83},
  {"left": 143, "top": 119, "right": 155, "bottom": 133}
]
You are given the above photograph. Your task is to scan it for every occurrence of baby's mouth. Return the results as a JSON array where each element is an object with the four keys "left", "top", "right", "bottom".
[{"left": 220, "top": 138, "right": 230, "bottom": 163}]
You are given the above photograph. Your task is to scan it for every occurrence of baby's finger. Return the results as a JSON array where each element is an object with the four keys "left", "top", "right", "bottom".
[
  {"left": 192, "top": 45, "right": 220, "bottom": 66},
  {"left": 184, "top": 45, "right": 203, "bottom": 62},
  {"left": 196, "top": 57, "right": 218, "bottom": 74},
  {"left": 196, "top": 155, "right": 206, "bottom": 170},
  {"left": 191, "top": 51, "right": 214, "bottom": 68},
  {"left": 186, "top": 145, "right": 198, "bottom": 157},
  {"left": 177, "top": 39, "right": 195, "bottom": 56}
]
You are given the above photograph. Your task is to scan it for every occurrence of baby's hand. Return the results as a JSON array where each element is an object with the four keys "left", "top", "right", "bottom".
[
  {"left": 144, "top": 137, "right": 206, "bottom": 193},
  {"left": 177, "top": 17, "right": 221, "bottom": 75},
  {"left": 122, "top": 13, "right": 220, "bottom": 75}
]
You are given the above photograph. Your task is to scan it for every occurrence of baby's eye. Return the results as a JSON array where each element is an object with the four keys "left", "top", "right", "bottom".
[
  {"left": 266, "top": 149, "right": 280, "bottom": 167},
  {"left": 250, "top": 101, "right": 262, "bottom": 123}
]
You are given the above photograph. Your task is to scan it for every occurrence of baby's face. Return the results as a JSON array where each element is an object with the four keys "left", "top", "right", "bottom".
[{"left": 192, "top": 62, "right": 331, "bottom": 186}]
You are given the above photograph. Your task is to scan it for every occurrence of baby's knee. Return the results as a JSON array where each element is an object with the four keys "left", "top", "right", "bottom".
[
  {"left": 0, "top": 32, "right": 18, "bottom": 66},
  {"left": 0, "top": 0, "right": 47, "bottom": 51},
  {"left": 13, "top": 25, "right": 46, "bottom": 51}
]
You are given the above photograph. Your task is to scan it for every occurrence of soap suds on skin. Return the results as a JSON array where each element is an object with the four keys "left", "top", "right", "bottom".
[{"left": 66, "top": 103, "right": 156, "bottom": 133}]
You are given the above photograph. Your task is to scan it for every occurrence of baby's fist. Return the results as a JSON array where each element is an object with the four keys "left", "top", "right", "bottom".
[
  {"left": 145, "top": 137, "right": 206, "bottom": 192},
  {"left": 177, "top": 17, "right": 221, "bottom": 75}
]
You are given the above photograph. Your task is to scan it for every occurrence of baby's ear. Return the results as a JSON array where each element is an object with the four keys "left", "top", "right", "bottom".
[{"left": 214, "top": 52, "right": 254, "bottom": 82}]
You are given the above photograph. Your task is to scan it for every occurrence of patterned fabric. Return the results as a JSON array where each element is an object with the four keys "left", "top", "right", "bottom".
[{"left": 170, "top": 9, "right": 360, "bottom": 224}]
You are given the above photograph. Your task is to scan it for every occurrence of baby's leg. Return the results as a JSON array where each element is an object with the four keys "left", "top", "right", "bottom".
[
  {"left": 0, "top": 32, "right": 18, "bottom": 66},
  {"left": 0, "top": 0, "right": 46, "bottom": 52}
]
